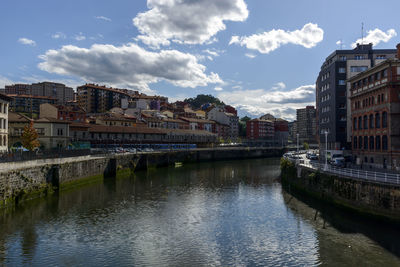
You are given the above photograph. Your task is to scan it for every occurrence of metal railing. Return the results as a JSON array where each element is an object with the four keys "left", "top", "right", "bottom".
[{"left": 299, "top": 161, "right": 400, "bottom": 186}]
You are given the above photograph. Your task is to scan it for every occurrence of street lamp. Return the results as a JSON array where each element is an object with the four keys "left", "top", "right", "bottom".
[
  {"left": 296, "top": 133, "right": 299, "bottom": 154},
  {"left": 324, "top": 130, "right": 328, "bottom": 171}
]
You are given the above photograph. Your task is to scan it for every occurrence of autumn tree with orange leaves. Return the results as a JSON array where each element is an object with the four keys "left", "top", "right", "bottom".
[{"left": 21, "top": 121, "right": 40, "bottom": 151}]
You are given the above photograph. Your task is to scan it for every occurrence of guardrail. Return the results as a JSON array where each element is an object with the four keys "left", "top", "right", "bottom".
[{"left": 299, "top": 161, "right": 400, "bottom": 185}]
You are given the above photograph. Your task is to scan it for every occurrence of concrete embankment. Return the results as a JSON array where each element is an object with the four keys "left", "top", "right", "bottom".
[
  {"left": 0, "top": 147, "right": 284, "bottom": 208},
  {"left": 280, "top": 159, "right": 400, "bottom": 223}
]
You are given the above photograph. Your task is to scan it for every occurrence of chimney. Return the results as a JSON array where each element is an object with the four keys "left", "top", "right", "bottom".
[{"left": 397, "top": 43, "right": 400, "bottom": 59}]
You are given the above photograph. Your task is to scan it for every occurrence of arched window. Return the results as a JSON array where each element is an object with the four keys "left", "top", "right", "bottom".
[
  {"left": 382, "top": 135, "right": 388, "bottom": 150},
  {"left": 363, "top": 115, "right": 368, "bottom": 129},
  {"left": 376, "top": 136, "right": 381, "bottom": 150},
  {"left": 353, "top": 117, "right": 357, "bottom": 130},
  {"left": 364, "top": 136, "right": 368, "bottom": 150},
  {"left": 382, "top": 111, "right": 387, "bottom": 128},
  {"left": 358, "top": 116, "right": 362, "bottom": 129},
  {"left": 369, "top": 136, "right": 374, "bottom": 151},
  {"left": 353, "top": 137, "right": 358, "bottom": 149},
  {"left": 359, "top": 136, "right": 362, "bottom": 149},
  {"left": 369, "top": 114, "right": 374, "bottom": 129},
  {"left": 375, "top": 113, "right": 380, "bottom": 128}
]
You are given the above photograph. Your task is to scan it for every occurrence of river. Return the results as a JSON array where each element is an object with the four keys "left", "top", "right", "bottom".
[{"left": 0, "top": 158, "right": 399, "bottom": 266}]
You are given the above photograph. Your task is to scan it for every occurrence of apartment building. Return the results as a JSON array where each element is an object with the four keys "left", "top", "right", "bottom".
[
  {"left": 296, "top": 106, "right": 316, "bottom": 144},
  {"left": 77, "top": 84, "right": 132, "bottom": 113},
  {"left": 348, "top": 44, "right": 400, "bottom": 169},
  {"left": 8, "top": 95, "right": 56, "bottom": 115},
  {"left": 5, "top": 82, "right": 73, "bottom": 104},
  {"left": 316, "top": 43, "right": 397, "bottom": 151}
]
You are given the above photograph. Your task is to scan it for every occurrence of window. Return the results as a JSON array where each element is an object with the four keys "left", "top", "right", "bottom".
[
  {"left": 364, "top": 136, "right": 368, "bottom": 150},
  {"left": 353, "top": 137, "right": 358, "bottom": 149},
  {"left": 363, "top": 115, "right": 368, "bottom": 129},
  {"left": 353, "top": 117, "right": 357, "bottom": 130},
  {"left": 376, "top": 55, "right": 386, "bottom": 60},
  {"left": 339, "top": 56, "right": 347, "bottom": 61},
  {"left": 359, "top": 136, "right": 362, "bottom": 149},
  {"left": 375, "top": 113, "right": 380, "bottom": 128},
  {"left": 338, "top": 67, "right": 346, "bottom": 73},
  {"left": 57, "top": 128, "right": 63, "bottom": 136},
  {"left": 369, "top": 114, "right": 374, "bottom": 129},
  {"left": 376, "top": 136, "right": 381, "bottom": 150},
  {"left": 382, "top": 135, "right": 388, "bottom": 150},
  {"left": 383, "top": 69, "right": 388, "bottom": 78},
  {"left": 358, "top": 116, "right": 362, "bottom": 129},
  {"left": 338, "top": 80, "right": 346, "bottom": 85},
  {"left": 382, "top": 112, "right": 387, "bottom": 128},
  {"left": 369, "top": 136, "right": 374, "bottom": 151},
  {"left": 355, "top": 55, "right": 365, "bottom": 60}
]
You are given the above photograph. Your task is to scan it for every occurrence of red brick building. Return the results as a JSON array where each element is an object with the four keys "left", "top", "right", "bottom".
[
  {"left": 246, "top": 119, "right": 274, "bottom": 140},
  {"left": 349, "top": 44, "right": 400, "bottom": 169}
]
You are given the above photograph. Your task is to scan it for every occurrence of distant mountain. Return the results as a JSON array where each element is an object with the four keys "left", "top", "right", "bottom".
[{"left": 184, "top": 94, "right": 225, "bottom": 110}]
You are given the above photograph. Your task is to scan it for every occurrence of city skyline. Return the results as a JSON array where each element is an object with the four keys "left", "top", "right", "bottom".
[{"left": 1, "top": 0, "right": 400, "bottom": 120}]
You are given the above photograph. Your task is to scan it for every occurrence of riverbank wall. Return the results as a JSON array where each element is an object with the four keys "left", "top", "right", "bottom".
[
  {"left": 0, "top": 147, "right": 284, "bottom": 208},
  {"left": 280, "top": 159, "right": 400, "bottom": 223}
]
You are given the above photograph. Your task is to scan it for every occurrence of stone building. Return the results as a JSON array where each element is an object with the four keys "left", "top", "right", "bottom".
[
  {"left": 348, "top": 44, "right": 400, "bottom": 169},
  {"left": 0, "top": 94, "right": 11, "bottom": 152}
]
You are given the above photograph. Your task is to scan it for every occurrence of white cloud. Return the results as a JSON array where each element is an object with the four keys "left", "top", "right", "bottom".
[
  {"left": 74, "top": 33, "right": 86, "bottom": 41},
  {"left": 271, "top": 82, "right": 286, "bottom": 90},
  {"left": 38, "top": 43, "right": 222, "bottom": 93},
  {"left": 95, "top": 16, "right": 112, "bottom": 22},
  {"left": 352, "top": 28, "right": 397, "bottom": 48},
  {"left": 0, "top": 76, "right": 13, "bottom": 88},
  {"left": 217, "top": 84, "right": 315, "bottom": 120},
  {"left": 18, "top": 38, "right": 36, "bottom": 46},
  {"left": 133, "top": 0, "right": 249, "bottom": 47},
  {"left": 214, "top": 86, "right": 223, "bottom": 91},
  {"left": 230, "top": 23, "right": 324, "bottom": 54},
  {"left": 245, "top": 53, "right": 256, "bottom": 58},
  {"left": 52, "top": 32, "right": 66, "bottom": 39},
  {"left": 137, "top": 35, "right": 171, "bottom": 49}
]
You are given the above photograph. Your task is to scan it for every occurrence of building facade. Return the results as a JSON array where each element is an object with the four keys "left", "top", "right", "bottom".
[
  {"left": 349, "top": 45, "right": 400, "bottom": 169},
  {"left": 246, "top": 119, "right": 274, "bottom": 140},
  {"left": 296, "top": 106, "right": 316, "bottom": 144},
  {"left": 77, "top": 84, "right": 131, "bottom": 113},
  {"left": 8, "top": 95, "right": 56, "bottom": 115},
  {"left": 316, "top": 43, "right": 397, "bottom": 151},
  {"left": 0, "top": 94, "right": 11, "bottom": 152}
]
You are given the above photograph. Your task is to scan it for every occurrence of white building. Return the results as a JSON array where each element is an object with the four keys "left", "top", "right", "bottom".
[
  {"left": 206, "top": 107, "right": 239, "bottom": 140},
  {"left": 0, "top": 94, "right": 11, "bottom": 152}
]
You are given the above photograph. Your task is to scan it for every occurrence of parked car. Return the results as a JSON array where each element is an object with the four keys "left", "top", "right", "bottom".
[
  {"left": 331, "top": 158, "right": 345, "bottom": 167},
  {"left": 309, "top": 154, "right": 319, "bottom": 160}
]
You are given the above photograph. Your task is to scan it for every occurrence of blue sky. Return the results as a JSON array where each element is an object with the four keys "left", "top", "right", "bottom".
[{"left": 1, "top": 0, "right": 399, "bottom": 120}]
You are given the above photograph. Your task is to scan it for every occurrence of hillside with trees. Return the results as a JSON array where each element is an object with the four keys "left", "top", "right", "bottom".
[{"left": 184, "top": 94, "right": 225, "bottom": 109}]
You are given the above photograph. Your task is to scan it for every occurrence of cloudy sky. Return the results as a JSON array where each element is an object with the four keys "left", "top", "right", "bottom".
[{"left": 1, "top": 0, "right": 399, "bottom": 120}]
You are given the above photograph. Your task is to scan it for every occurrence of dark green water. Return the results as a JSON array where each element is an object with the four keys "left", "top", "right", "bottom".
[{"left": 0, "top": 158, "right": 399, "bottom": 266}]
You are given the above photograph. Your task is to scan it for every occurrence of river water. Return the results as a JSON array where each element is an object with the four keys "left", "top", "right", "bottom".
[{"left": 1, "top": 158, "right": 399, "bottom": 266}]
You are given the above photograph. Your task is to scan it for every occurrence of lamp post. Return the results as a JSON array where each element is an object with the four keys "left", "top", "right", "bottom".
[
  {"left": 324, "top": 130, "right": 328, "bottom": 171},
  {"left": 296, "top": 133, "right": 299, "bottom": 154}
]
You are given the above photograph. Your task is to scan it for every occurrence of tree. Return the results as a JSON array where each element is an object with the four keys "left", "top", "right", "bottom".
[
  {"left": 21, "top": 121, "right": 40, "bottom": 151},
  {"left": 239, "top": 116, "right": 251, "bottom": 137},
  {"left": 184, "top": 94, "right": 225, "bottom": 109},
  {"left": 303, "top": 142, "right": 309, "bottom": 150}
]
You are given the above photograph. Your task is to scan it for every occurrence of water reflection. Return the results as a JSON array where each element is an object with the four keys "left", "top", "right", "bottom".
[{"left": 0, "top": 158, "right": 398, "bottom": 266}]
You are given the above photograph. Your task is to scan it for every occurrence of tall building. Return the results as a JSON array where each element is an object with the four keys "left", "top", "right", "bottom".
[
  {"left": 246, "top": 119, "right": 274, "bottom": 140},
  {"left": 316, "top": 43, "right": 397, "bottom": 151},
  {"left": 296, "top": 106, "right": 316, "bottom": 144},
  {"left": 77, "top": 84, "right": 131, "bottom": 113},
  {"left": 31, "top": 82, "right": 74, "bottom": 104},
  {"left": 5, "top": 82, "right": 73, "bottom": 104},
  {"left": 348, "top": 44, "right": 400, "bottom": 170},
  {"left": 8, "top": 95, "right": 56, "bottom": 115}
]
